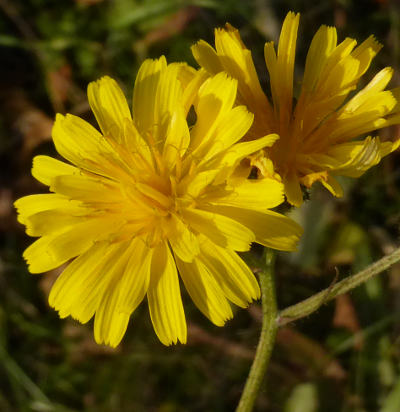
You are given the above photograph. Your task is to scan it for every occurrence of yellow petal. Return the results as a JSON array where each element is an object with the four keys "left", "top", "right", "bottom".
[
  {"left": 181, "top": 168, "right": 221, "bottom": 198},
  {"left": 51, "top": 174, "right": 123, "bottom": 203},
  {"left": 318, "top": 55, "right": 360, "bottom": 98},
  {"left": 176, "top": 256, "right": 233, "bottom": 326},
  {"left": 63, "top": 242, "right": 128, "bottom": 324},
  {"left": 117, "top": 238, "right": 152, "bottom": 314},
  {"left": 351, "top": 35, "right": 382, "bottom": 78},
  {"left": 93, "top": 242, "right": 135, "bottom": 347},
  {"left": 24, "top": 217, "right": 122, "bottom": 273},
  {"left": 122, "top": 119, "right": 154, "bottom": 172},
  {"left": 320, "top": 37, "right": 357, "bottom": 82},
  {"left": 87, "top": 76, "right": 132, "bottom": 142},
  {"left": 52, "top": 113, "right": 108, "bottom": 171},
  {"left": 341, "top": 67, "right": 394, "bottom": 113},
  {"left": 381, "top": 137, "right": 400, "bottom": 155},
  {"left": 48, "top": 217, "right": 122, "bottom": 261},
  {"left": 167, "top": 215, "right": 200, "bottom": 263},
  {"left": 155, "top": 63, "right": 184, "bottom": 137},
  {"left": 199, "top": 105, "right": 254, "bottom": 163},
  {"left": 94, "top": 286, "right": 130, "bottom": 348},
  {"left": 300, "top": 171, "right": 329, "bottom": 188},
  {"left": 213, "top": 134, "right": 279, "bottom": 179},
  {"left": 204, "top": 205, "right": 303, "bottom": 252},
  {"left": 163, "top": 109, "right": 190, "bottom": 170},
  {"left": 264, "top": 41, "right": 278, "bottom": 103},
  {"left": 320, "top": 174, "right": 344, "bottom": 197},
  {"left": 211, "top": 178, "right": 284, "bottom": 211},
  {"left": 32, "top": 155, "right": 78, "bottom": 186},
  {"left": 198, "top": 236, "right": 260, "bottom": 307},
  {"left": 183, "top": 208, "right": 255, "bottom": 252},
  {"left": 51, "top": 113, "right": 126, "bottom": 180},
  {"left": 327, "top": 136, "right": 383, "bottom": 177},
  {"left": 191, "top": 39, "right": 224, "bottom": 74},
  {"left": 23, "top": 235, "right": 65, "bottom": 274},
  {"left": 181, "top": 69, "right": 209, "bottom": 116},
  {"left": 190, "top": 72, "right": 238, "bottom": 152},
  {"left": 171, "top": 62, "right": 198, "bottom": 91},
  {"left": 302, "top": 25, "right": 337, "bottom": 93},
  {"left": 14, "top": 194, "right": 83, "bottom": 225},
  {"left": 272, "top": 11, "right": 299, "bottom": 123},
  {"left": 24, "top": 209, "right": 88, "bottom": 237},
  {"left": 213, "top": 25, "right": 274, "bottom": 124},
  {"left": 147, "top": 242, "right": 186, "bottom": 345},
  {"left": 132, "top": 57, "right": 166, "bottom": 135},
  {"left": 283, "top": 171, "right": 304, "bottom": 207},
  {"left": 49, "top": 241, "right": 113, "bottom": 322}
]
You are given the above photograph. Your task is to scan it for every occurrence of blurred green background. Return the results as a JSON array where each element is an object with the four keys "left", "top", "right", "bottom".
[{"left": 1, "top": 0, "right": 400, "bottom": 411}]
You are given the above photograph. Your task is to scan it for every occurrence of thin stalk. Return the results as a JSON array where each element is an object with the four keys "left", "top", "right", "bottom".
[
  {"left": 278, "top": 246, "right": 400, "bottom": 326},
  {"left": 236, "top": 249, "right": 278, "bottom": 412}
]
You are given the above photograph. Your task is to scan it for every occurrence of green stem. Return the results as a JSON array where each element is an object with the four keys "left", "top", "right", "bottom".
[
  {"left": 278, "top": 246, "right": 400, "bottom": 326},
  {"left": 236, "top": 249, "right": 278, "bottom": 412}
]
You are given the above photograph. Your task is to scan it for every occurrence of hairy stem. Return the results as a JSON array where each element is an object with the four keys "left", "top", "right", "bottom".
[
  {"left": 236, "top": 249, "right": 278, "bottom": 412},
  {"left": 278, "top": 246, "right": 400, "bottom": 326}
]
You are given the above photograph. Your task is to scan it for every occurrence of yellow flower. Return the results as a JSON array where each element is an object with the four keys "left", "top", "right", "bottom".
[
  {"left": 15, "top": 57, "right": 302, "bottom": 347},
  {"left": 192, "top": 12, "right": 400, "bottom": 206}
]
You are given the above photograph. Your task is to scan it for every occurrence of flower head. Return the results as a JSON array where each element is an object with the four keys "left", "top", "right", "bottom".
[
  {"left": 15, "top": 57, "right": 302, "bottom": 347},
  {"left": 192, "top": 12, "right": 400, "bottom": 206}
]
